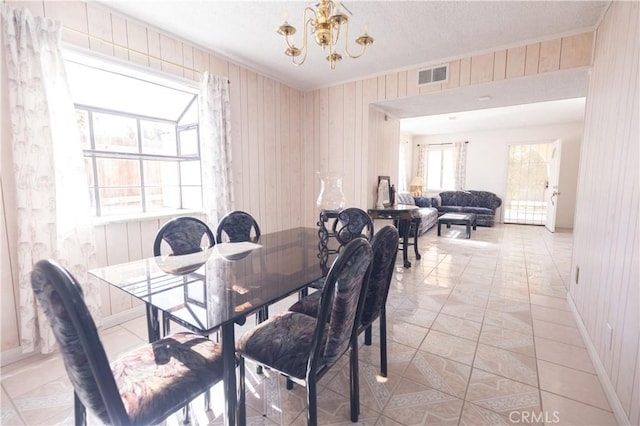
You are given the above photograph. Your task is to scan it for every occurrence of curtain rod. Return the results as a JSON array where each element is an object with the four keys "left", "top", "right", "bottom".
[{"left": 416, "top": 141, "right": 469, "bottom": 146}]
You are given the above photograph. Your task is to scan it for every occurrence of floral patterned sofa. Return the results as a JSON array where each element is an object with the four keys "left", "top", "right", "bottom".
[
  {"left": 437, "top": 190, "right": 502, "bottom": 227},
  {"left": 397, "top": 191, "right": 439, "bottom": 235}
]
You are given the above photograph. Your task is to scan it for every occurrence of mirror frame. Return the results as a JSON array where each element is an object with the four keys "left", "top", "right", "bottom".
[{"left": 377, "top": 176, "right": 392, "bottom": 207}]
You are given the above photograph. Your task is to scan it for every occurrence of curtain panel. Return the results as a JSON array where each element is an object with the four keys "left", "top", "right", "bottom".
[
  {"left": 453, "top": 141, "right": 468, "bottom": 190},
  {"left": 199, "top": 72, "right": 234, "bottom": 228},
  {"left": 2, "top": 6, "right": 99, "bottom": 353}
]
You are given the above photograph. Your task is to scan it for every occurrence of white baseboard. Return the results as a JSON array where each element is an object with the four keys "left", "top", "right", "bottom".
[
  {"left": 567, "top": 293, "right": 630, "bottom": 425},
  {"left": 0, "top": 306, "right": 145, "bottom": 367}
]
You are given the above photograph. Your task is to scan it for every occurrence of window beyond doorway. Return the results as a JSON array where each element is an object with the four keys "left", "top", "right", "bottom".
[
  {"left": 425, "top": 145, "right": 454, "bottom": 191},
  {"left": 65, "top": 54, "right": 202, "bottom": 217}
]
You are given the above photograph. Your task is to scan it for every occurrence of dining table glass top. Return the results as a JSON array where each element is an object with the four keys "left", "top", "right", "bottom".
[{"left": 90, "top": 227, "right": 325, "bottom": 334}]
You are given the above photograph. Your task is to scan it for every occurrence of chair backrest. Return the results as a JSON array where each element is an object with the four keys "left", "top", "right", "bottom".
[
  {"left": 309, "top": 238, "right": 373, "bottom": 372},
  {"left": 332, "top": 207, "right": 374, "bottom": 246},
  {"left": 30, "top": 260, "right": 130, "bottom": 425},
  {"left": 359, "top": 225, "right": 399, "bottom": 327},
  {"left": 153, "top": 216, "right": 215, "bottom": 256},
  {"left": 216, "top": 210, "right": 261, "bottom": 243}
]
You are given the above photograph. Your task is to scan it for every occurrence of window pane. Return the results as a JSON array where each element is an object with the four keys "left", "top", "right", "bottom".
[
  {"left": 426, "top": 150, "right": 442, "bottom": 189},
  {"left": 181, "top": 186, "right": 203, "bottom": 210},
  {"left": 144, "top": 161, "right": 179, "bottom": 186},
  {"left": 96, "top": 158, "right": 140, "bottom": 187},
  {"left": 442, "top": 149, "right": 454, "bottom": 190},
  {"left": 84, "top": 158, "right": 94, "bottom": 187},
  {"left": 145, "top": 186, "right": 180, "bottom": 210},
  {"left": 179, "top": 127, "right": 199, "bottom": 156},
  {"left": 93, "top": 113, "right": 138, "bottom": 153},
  {"left": 76, "top": 110, "right": 90, "bottom": 149},
  {"left": 100, "top": 187, "right": 142, "bottom": 215},
  {"left": 179, "top": 99, "right": 198, "bottom": 126},
  {"left": 180, "top": 160, "right": 201, "bottom": 185},
  {"left": 141, "top": 120, "right": 177, "bottom": 155}
]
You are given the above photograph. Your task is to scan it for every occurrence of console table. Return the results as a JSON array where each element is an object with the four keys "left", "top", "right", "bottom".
[{"left": 367, "top": 204, "right": 421, "bottom": 268}]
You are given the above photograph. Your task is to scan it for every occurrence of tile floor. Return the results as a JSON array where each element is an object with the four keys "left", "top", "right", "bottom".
[{"left": 0, "top": 224, "right": 618, "bottom": 425}]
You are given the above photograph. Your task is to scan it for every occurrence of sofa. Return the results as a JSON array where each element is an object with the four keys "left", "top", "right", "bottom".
[
  {"left": 396, "top": 191, "right": 439, "bottom": 235},
  {"left": 437, "top": 190, "right": 502, "bottom": 227}
]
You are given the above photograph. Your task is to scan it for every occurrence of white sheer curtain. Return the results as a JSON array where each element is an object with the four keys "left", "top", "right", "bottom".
[
  {"left": 199, "top": 72, "right": 234, "bottom": 227},
  {"left": 2, "top": 6, "right": 99, "bottom": 353},
  {"left": 416, "top": 144, "right": 428, "bottom": 185},
  {"left": 453, "top": 141, "right": 468, "bottom": 190}
]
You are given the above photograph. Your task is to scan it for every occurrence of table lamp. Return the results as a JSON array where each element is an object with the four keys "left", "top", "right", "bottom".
[{"left": 409, "top": 176, "right": 424, "bottom": 196}]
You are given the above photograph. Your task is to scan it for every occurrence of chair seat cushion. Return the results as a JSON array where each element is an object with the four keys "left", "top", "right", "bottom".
[
  {"left": 111, "top": 332, "right": 223, "bottom": 425},
  {"left": 290, "top": 290, "right": 322, "bottom": 317},
  {"left": 236, "top": 311, "right": 327, "bottom": 379}
]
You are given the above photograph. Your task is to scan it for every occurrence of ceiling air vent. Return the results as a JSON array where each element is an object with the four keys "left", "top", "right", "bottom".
[{"left": 418, "top": 64, "right": 448, "bottom": 85}]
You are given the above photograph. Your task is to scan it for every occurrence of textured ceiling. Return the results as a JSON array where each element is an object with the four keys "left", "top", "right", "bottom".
[
  {"left": 97, "top": 1, "right": 609, "bottom": 134},
  {"left": 99, "top": 1, "right": 609, "bottom": 91}
]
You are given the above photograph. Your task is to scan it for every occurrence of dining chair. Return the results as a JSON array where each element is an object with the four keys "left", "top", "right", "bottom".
[
  {"left": 290, "top": 225, "right": 399, "bottom": 378},
  {"left": 216, "top": 210, "right": 268, "bottom": 329},
  {"left": 310, "top": 207, "right": 374, "bottom": 291},
  {"left": 216, "top": 210, "right": 261, "bottom": 244},
  {"left": 153, "top": 216, "right": 216, "bottom": 336},
  {"left": 332, "top": 207, "right": 374, "bottom": 246},
  {"left": 236, "top": 238, "right": 374, "bottom": 426},
  {"left": 30, "top": 259, "right": 226, "bottom": 426},
  {"left": 153, "top": 216, "right": 215, "bottom": 257}
]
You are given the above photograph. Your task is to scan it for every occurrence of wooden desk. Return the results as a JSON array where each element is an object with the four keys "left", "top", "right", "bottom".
[{"left": 368, "top": 204, "right": 421, "bottom": 268}]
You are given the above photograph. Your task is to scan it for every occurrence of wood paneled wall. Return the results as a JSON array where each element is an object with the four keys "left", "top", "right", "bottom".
[
  {"left": 302, "top": 31, "right": 594, "bottom": 221},
  {"left": 569, "top": 2, "right": 639, "bottom": 423},
  {"left": 1, "top": 0, "right": 598, "bottom": 361},
  {"left": 0, "top": 0, "right": 304, "bottom": 353}
]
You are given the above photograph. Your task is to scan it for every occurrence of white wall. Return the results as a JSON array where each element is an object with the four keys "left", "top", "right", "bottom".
[{"left": 412, "top": 121, "right": 583, "bottom": 228}]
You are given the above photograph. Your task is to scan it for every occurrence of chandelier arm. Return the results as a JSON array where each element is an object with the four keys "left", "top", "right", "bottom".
[
  {"left": 342, "top": 20, "right": 366, "bottom": 59},
  {"left": 292, "top": 16, "right": 313, "bottom": 66}
]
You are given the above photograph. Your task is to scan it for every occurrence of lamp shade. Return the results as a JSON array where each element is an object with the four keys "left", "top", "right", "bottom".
[{"left": 409, "top": 176, "right": 423, "bottom": 187}]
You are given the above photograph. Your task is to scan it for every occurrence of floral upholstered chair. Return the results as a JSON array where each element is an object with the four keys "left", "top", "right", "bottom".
[
  {"left": 290, "top": 225, "right": 399, "bottom": 378},
  {"left": 216, "top": 210, "right": 261, "bottom": 243},
  {"left": 153, "top": 216, "right": 216, "bottom": 336},
  {"left": 332, "top": 207, "right": 374, "bottom": 245},
  {"left": 236, "top": 238, "right": 373, "bottom": 426},
  {"left": 153, "top": 216, "right": 215, "bottom": 257},
  {"left": 30, "top": 259, "right": 225, "bottom": 426}
]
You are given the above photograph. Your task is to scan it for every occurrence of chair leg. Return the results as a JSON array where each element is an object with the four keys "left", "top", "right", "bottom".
[
  {"left": 74, "top": 391, "right": 86, "bottom": 426},
  {"left": 364, "top": 324, "right": 373, "bottom": 345},
  {"left": 350, "top": 340, "right": 360, "bottom": 421},
  {"left": 306, "top": 377, "right": 318, "bottom": 426},
  {"left": 204, "top": 389, "right": 211, "bottom": 412},
  {"left": 380, "top": 310, "right": 388, "bottom": 378},
  {"left": 181, "top": 405, "right": 190, "bottom": 425},
  {"left": 238, "top": 356, "right": 246, "bottom": 425},
  {"left": 162, "top": 312, "right": 171, "bottom": 337}
]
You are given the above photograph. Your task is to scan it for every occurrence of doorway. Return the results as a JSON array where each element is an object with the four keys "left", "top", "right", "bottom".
[{"left": 504, "top": 141, "right": 561, "bottom": 227}]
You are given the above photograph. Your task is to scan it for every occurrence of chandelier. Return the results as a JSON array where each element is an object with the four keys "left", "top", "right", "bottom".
[{"left": 276, "top": 0, "right": 374, "bottom": 69}]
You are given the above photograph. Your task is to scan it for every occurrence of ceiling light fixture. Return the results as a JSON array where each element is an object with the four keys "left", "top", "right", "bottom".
[{"left": 276, "top": 0, "right": 374, "bottom": 70}]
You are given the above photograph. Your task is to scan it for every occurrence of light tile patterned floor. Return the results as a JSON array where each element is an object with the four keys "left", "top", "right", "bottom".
[{"left": 0, "top": 224, "right": 618, "bottom": 425}]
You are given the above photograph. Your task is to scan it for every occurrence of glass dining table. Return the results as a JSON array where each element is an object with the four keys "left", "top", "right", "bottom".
[{"left": 90, "top": 227, "right": 326, "bottom": 426}]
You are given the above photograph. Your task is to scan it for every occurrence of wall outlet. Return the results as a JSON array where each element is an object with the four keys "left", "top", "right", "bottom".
[
  {"left": 606, "top": 323, "right": 613, "bottom": 350},
  {"left": 575, "top": 266, "right": 580, "bottom": 284}
]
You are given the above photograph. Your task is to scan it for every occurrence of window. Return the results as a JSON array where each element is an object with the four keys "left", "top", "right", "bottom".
[
  {"left": 425, "top": 145, "right": 454, "bottom": 191},
  {"left": 66, "top": 53, "right": 202, "bottom": 217}
]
